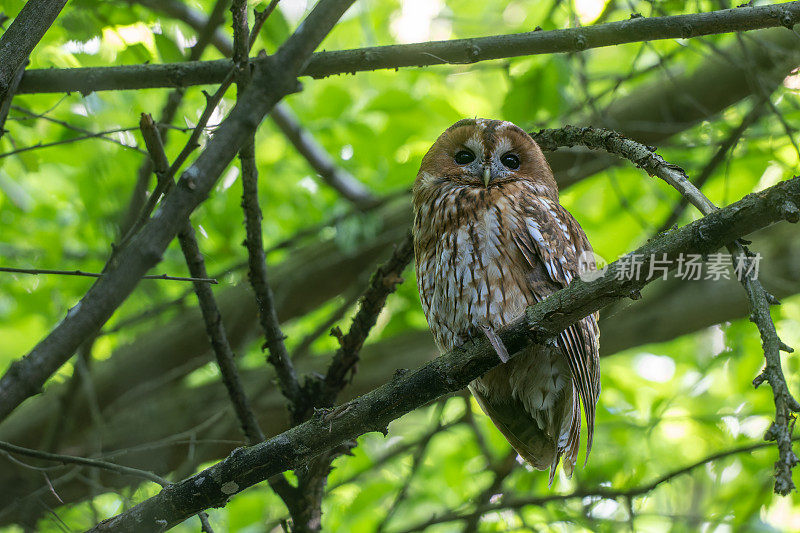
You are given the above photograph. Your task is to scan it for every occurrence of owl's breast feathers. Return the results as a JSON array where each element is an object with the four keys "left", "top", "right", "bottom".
[{"left": 412, "top": 178, "right": 600, "bottom": 479}]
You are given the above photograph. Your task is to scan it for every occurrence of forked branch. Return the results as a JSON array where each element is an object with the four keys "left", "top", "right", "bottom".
[{"left": 532, "top": 124, "right": 799, "bottom": 494}]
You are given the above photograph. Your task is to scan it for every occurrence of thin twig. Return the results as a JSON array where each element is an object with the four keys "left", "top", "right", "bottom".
[
  {"left": 0, "top": 126, "right": 146, "bottom": 159},
  {"left": 319, "top": 232, "right": 415, "bottom": 407},
  {"left": 250, "top": 0, "right": 281, "bottom": 46},
  {"left": 398, "top": 437, "right": 800, "bottom": 532},
  {"left": 198, "top": 512, "right": 215, "bottom": 533},
  {"left": 0, "top": 266, "right": 216, "bottom": 284},
  {"left": 231, "top": 0, "right": 301, "bottom": 412},
  {"left": 10, "top": 104, "right": 146, "bottom": 152},
  {"left": 0, "top": 440, "right": 168, "bottom": 486},
  {"left": 655, "top": 100, "right": 766, "bottom": 233},
  {"left": 139, "top": 113, "right": 266, "bottom": 446}
]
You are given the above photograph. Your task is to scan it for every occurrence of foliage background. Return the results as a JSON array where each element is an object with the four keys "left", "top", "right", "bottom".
[{"left": 0, "top": 0, "right": 799, "bottom": 531}]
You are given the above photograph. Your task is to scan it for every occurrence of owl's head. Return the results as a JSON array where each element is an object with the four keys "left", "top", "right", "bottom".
[{"left": 415, "top": 118, "right": 558, "bottom": 198}]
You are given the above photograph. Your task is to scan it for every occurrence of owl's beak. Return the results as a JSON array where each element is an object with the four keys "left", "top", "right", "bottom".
[{"left": 483, "top": 166, "right": 491, "bottom": 187}]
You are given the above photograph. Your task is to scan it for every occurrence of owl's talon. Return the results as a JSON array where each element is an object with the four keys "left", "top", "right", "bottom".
[{"left": 481, "top": 325, "right": 510, "bottom": 363}]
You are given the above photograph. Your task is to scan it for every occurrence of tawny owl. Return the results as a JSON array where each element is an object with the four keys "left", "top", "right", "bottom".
[{"left": 412, "top": 119, "right": 600, "bottom": 481}]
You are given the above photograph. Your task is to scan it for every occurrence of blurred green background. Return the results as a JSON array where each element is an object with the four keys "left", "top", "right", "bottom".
[{"left": 0, "top": 0, "right": 799, "bottom": 531}]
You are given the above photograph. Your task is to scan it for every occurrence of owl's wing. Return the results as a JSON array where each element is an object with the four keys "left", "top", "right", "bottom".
[{"left": 511, "top": 195, "right": 601, "bottom": 459}]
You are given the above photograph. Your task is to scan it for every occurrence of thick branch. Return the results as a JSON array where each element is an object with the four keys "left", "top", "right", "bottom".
[
  {"left": 289, "top": 231, "right": 413, "bottom": 530},
  {"left": 0, "top": 0, "right": 357, "bottom": 424},
  {"left": 0, "top": 0, "right": 68, "bottom": 100},
  {"left": 88, "top": 176, "right": 800, "bottom": 532},
  {"left": 16, "top": 2, "right": 800, "bottom": 94}
]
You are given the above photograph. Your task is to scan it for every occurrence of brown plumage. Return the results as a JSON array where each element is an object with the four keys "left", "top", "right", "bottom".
[{"left": 412, "top": 118, "right": 600, "bottom": 481}]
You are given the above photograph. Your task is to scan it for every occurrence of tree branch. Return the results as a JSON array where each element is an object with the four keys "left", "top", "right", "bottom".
[
  {"left": 269, "top": 104, "right": 378, "bottom": 209},
  {"left": 232, "top": 0, "right": 302, "bottom": 412},
  {"left": 285, "top": 230, "right": 412, "bottom": 531},
  {"left": 319, "top": 231, "right": 414, "bottom": 409},
  {"left": 0, "top": 440, "right": 168, "bottom": 487},
  {"left": 0, "top": 0, "right": 357, "bottom": 425},
  {"left": 16, "top": 2, "right": 800, "bottom": 94},
  {"left": 399, "top": 437, "right": 800, "bottom": 532},
  {"left": 0, "top": 266, "right": 216, "bottom": 284},
  {"left": 2, "top": 219, "right": 797, "bottom": 519},
  {"left": 87, "top": 175, "right": 800, "bottom": 532},
  {"left": 139, "top": 113, "right": 265, "bottom": 446},
  {"left": 0, "top": 0, "right": 68, "bottom": 100},
  {"left": 10, "top": 104, "right": 150, "bottom": 152},
  {"left": 532, "top": 124, "right": 799, "bottom": 494},
  {"left": 134, "top": 0, "right": 376, "bottom": 209},
  {"left": 0, "top": 126, "right": 146, "bottom": 159}
]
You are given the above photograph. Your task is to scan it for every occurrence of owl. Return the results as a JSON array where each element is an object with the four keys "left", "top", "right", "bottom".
[{"left": 412, "top": 119, "right": 600, "bottom": 481}]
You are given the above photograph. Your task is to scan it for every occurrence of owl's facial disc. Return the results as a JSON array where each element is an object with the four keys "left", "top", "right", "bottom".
[{"left": 416, "top": 119, "right": 558, "bottom": 198}]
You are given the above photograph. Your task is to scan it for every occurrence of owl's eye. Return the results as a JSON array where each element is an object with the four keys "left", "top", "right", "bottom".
[
  {"left": 500, "top": 153, "right": 520, "bottom": 169},
  {"left": 454, "top": 150, "right": 475, "bottom": 165}
]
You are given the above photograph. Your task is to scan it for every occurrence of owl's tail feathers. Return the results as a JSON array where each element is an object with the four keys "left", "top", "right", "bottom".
[
  {"left": 468, "top": 383, "right": 580, "bottom": 485},
  {"left": 560, "top": 382, "right": 582, "bottom": 478},
  {"left": 469, "top": 385, "right": 556, "bottom": 476}
]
